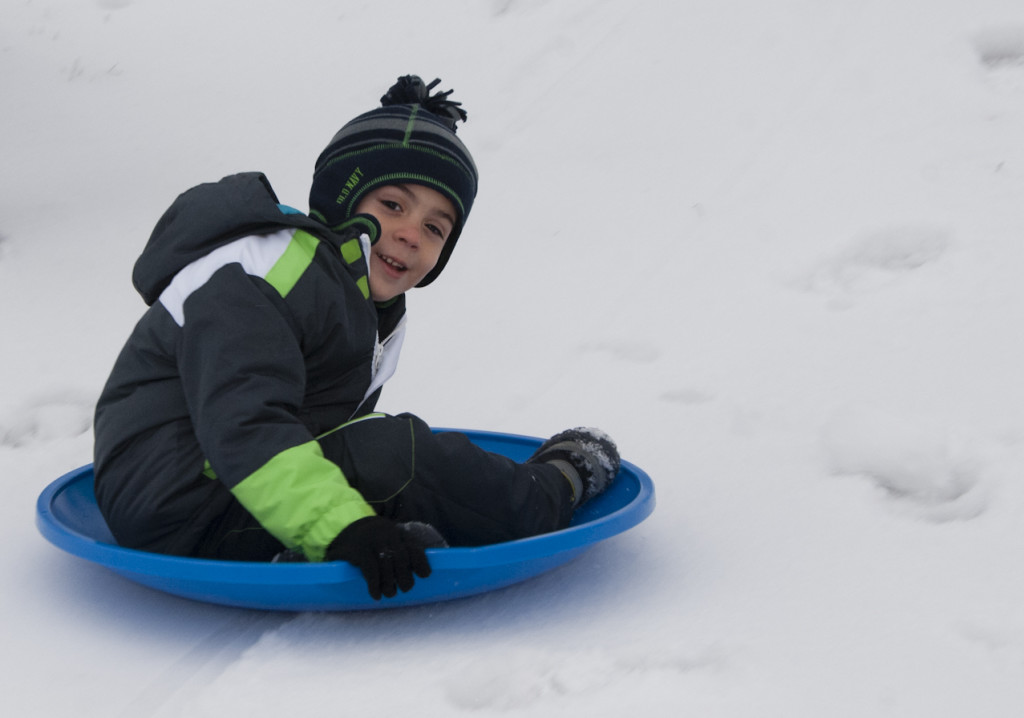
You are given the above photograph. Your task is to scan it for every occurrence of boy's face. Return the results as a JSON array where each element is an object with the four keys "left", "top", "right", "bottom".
[{"left": 354, "top": 184, "right": 457, "bottom": 302}]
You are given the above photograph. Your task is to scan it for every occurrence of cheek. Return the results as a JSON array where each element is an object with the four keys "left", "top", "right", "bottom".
[{"left": 427, "top": 242, "right": 446, "bottom": 269}]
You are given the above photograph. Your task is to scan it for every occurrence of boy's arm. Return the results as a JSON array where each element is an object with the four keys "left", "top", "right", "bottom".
[{"left": 175, "top": 262, "right": 374, "bottom": 561}]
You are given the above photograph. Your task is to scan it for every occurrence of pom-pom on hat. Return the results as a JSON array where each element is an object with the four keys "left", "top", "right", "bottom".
[{"left": 309, "top": 75, "right": 478, "bottom": 287}]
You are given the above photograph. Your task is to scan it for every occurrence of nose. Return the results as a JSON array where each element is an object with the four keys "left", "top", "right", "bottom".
[{"left": 393, "top": 220, "right": 420, "bottom": 249}]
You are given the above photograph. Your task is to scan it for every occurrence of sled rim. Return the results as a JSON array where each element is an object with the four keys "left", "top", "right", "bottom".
[{"left": 36, "top": 429, "right": 655, "bottom": 610}]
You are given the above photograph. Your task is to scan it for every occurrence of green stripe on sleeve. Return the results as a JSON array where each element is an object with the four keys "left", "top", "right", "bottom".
[
  {"left": 230, "top": 440, "right": 376, "bottom": 561},
  {"left": 264, "top": 230, "right": 320, "bottom": 298}
]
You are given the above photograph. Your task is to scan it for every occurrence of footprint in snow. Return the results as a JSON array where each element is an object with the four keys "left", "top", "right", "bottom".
[
  {"left": 974, "top": 26, "right": 1024, "bottom": 92},
  {"left": 0, "top": 391, "right": 94, "bottom": 448},
  {"left": 791, "top": 225, "right": 950, "bottom": 308},
  {"left": 974, "top": 26, "right": 1024, "bottom": 68},
  {"left": 957, "top": 620, "right": 1024, "bottom": 666},
  {"left": 820, "top": 405, "right": 990, "bottom": 522}
]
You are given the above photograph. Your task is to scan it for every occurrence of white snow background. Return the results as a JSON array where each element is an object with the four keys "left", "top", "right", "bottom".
[{"left": 3, "top": 0, "right": 1024, "bottom": 715}]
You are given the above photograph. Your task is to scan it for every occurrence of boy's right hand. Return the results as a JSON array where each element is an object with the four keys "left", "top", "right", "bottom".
[{"left": 326, "top": 516, "right": 433, "bottom": 600}]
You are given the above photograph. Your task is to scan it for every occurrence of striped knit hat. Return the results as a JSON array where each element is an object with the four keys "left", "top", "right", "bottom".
[{"left": 309, "top": 76, "right": 478, "bottom": 287}]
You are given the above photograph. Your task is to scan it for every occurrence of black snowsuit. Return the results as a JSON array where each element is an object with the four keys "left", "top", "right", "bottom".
[{"left": 93, "top": 173, "right": 572, "bottom": 562}]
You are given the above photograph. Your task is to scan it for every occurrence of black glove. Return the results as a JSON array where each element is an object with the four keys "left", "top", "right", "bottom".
[{"left": 326, "top": 516, "right": 435, "bottom": 600}]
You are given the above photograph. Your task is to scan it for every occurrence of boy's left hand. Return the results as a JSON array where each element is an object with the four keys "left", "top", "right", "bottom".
[{"left": 327, "top": 516, "right": 433, "bottom": 600}]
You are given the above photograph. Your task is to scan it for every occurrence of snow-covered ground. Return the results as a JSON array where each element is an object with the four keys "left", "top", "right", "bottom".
[{"left": 4, "top": 0, "right": 1024, "bottom": 715}]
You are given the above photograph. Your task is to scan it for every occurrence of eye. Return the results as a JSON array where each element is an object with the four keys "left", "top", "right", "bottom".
[
  {"left": 379, "top": 199, "right": 401, "bottom": 212},
  {"left": 426, "top": 223, "right": 446, "bottom": 239}
]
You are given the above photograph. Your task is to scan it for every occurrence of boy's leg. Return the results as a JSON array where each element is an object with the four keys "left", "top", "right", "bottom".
[
  {"left": 318, "top": 413, "right": 576, "bottom": 546},
  {"left": 191, "top": 499, "right": 287, "bottom": 560},
  {"left": 188, "top": 412, "right": 579, "bottom": 560}
]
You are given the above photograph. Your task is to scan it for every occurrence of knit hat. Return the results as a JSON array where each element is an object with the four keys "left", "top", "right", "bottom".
[{"left": 309, "top": 76, "right": 478, "bottom": 287}]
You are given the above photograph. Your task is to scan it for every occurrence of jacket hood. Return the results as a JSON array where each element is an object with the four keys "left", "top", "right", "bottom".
[{"left": 133, "top": 173, "right": 331, "bottom": 306}]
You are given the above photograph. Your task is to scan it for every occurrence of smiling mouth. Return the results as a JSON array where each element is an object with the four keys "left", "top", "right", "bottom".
[{"left": 377, "top": 253, "right": 407, "bottom": 272}]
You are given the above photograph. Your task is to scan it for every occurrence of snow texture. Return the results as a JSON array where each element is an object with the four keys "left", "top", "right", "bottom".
[{"left": 4, "top": 1, "right": 1024, "bottom": 716}]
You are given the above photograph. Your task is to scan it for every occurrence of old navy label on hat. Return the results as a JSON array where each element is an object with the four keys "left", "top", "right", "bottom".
[{"left": 335, "top": 167, "right": 364, "bottom": 205}]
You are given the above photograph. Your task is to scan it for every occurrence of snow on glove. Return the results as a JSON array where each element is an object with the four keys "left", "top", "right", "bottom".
[{"left": 326, "top": 516, "right": 434, "bottom": 600}]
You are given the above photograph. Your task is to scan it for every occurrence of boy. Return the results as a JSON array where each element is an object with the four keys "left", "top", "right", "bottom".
[{"left": 93, "top": 76, "right": 620, "bottom": 600}]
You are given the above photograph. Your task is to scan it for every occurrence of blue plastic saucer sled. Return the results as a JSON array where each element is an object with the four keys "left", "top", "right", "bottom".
[{"left": 36, "top": 429, "right": 655, "bottom": 611}]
